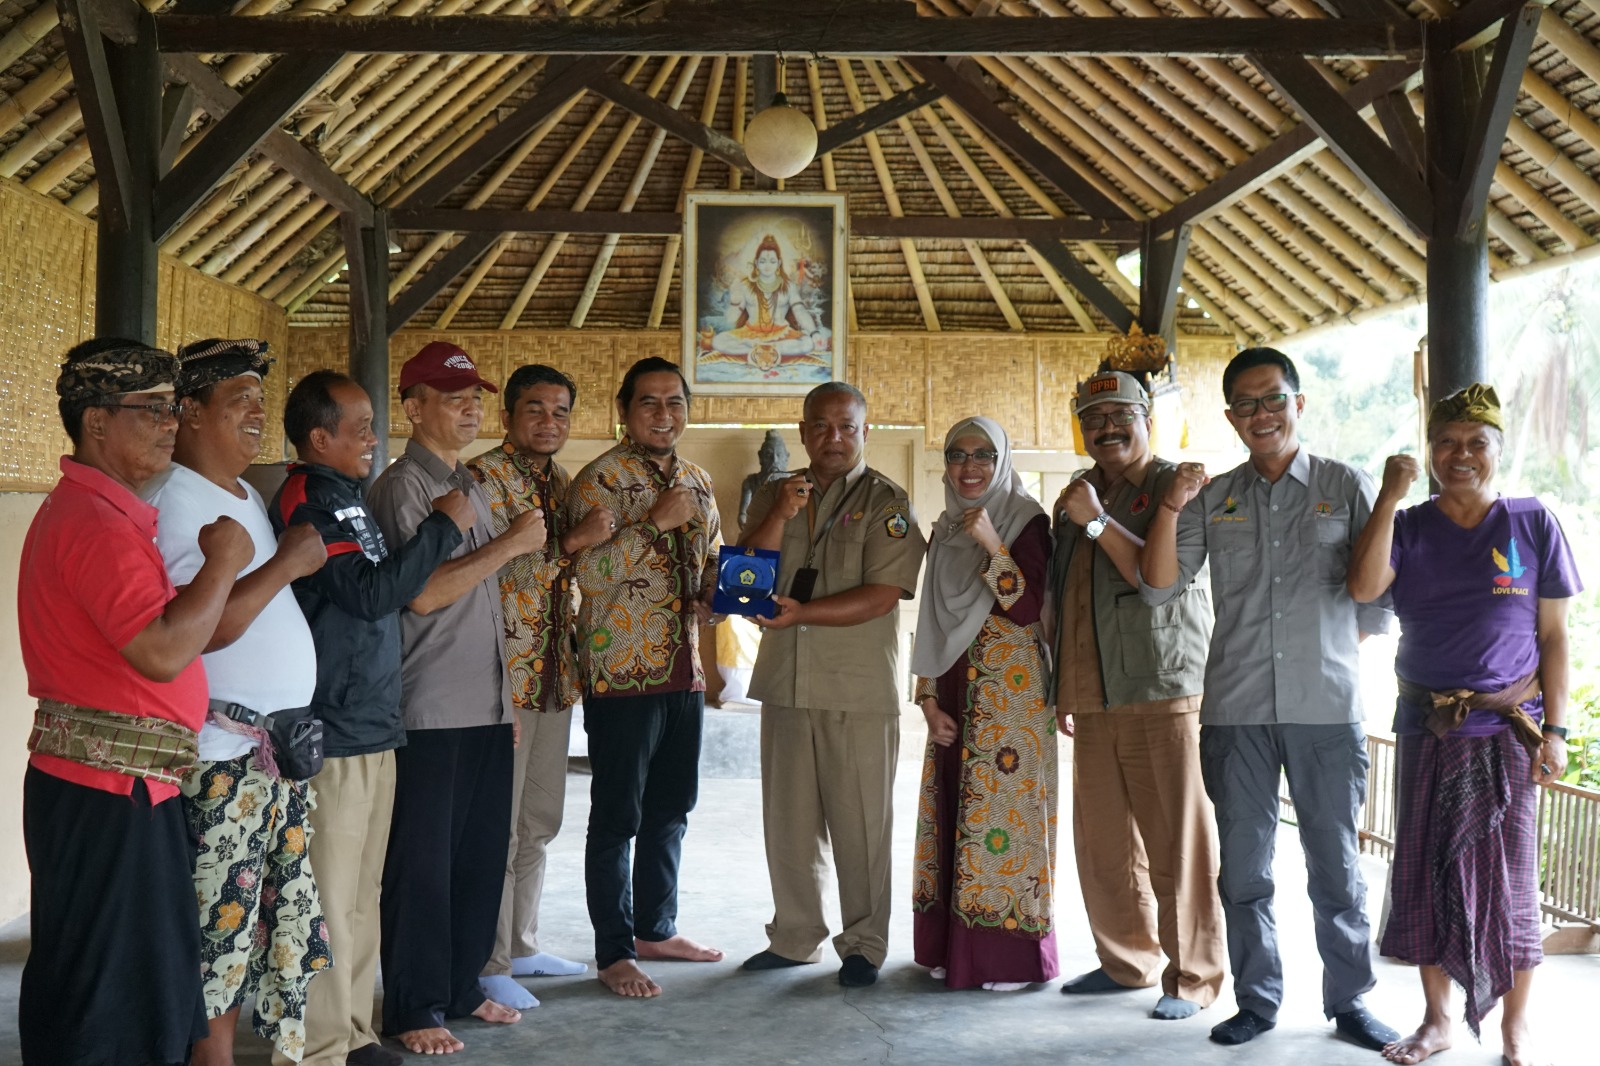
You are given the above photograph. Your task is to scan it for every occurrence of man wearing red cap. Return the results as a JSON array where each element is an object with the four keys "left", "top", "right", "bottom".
[{"left": 367, "top": 342, "right": 546, "bottom": 1056}]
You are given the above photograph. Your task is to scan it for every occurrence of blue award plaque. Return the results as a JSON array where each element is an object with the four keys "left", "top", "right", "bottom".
[{"left": 713, "top": 545, "right": 781, "bottom": 617}]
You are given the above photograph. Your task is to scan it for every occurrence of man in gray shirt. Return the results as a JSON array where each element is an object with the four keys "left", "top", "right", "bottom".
[
  {"left": 367, "top": 341, "right": 545, "bottom": 1057},
  {"left": 1141, "top": 348, "right": 1398, "bottom": 1052}
]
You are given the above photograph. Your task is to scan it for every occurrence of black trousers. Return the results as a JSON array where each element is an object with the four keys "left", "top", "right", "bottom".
[
  {"left": 584, "top": 690, "right": 704, "bottom": 969},
  {"left": 21, "top": 766, "right": 207, "bottom": 1066},
  {"left": 380, "top": 724, "right": 514, "bottom": 1034}
]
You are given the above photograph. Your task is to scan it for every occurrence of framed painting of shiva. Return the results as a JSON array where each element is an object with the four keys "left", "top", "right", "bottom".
[{"left": 683, "top": 190, "right": 848, "bottom": 396}]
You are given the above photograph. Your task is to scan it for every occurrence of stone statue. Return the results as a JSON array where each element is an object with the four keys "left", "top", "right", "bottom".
[{"left": 738, "top": 429, "right": 791, "bottom": 530}]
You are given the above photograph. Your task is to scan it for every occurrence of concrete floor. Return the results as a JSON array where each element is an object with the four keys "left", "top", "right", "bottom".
[{"left": 3, "top": 713, "right": 1597, "bottom": 1066}]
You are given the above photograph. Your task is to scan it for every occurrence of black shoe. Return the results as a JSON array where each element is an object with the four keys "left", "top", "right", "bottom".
[
  {"left": 1059, "top": 967, "right": 1138, "bottom": 995},
  {"left": 741, "top": 949, "right": 810, "bottom": 971},
  {"left": 839, "top": 954, "right": 879, "bottom": 987},
  {"left": 346, "top": 1044, "right": 404, "bottom": 1066},
  {"left": 1210, "top": 1010, "right": 1276, "bottom": 1045},
  {"left": 1333, "top": 1008, "right": 1400, "bottom": 1051}
]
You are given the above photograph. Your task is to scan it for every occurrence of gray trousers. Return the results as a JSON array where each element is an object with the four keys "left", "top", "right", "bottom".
[{"left": 1199, "top": 722, "right": 1375, "bottom": 1022}]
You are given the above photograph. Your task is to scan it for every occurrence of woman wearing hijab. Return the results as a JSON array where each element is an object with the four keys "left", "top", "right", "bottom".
[
  {"left": 1348, "top": 384, "right": 1580, "bottom": 1066},
  {"left": 911, "top": 416, "right": 1057, "bottom": 990}
]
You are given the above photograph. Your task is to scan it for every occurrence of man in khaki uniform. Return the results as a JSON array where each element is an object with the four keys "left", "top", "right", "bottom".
[
  {"left": 738, "top": 382, "right": 926, "bottom": 988},
  {"left": 1051, "top": 370, "right": 1223, "bottom": 1021}
]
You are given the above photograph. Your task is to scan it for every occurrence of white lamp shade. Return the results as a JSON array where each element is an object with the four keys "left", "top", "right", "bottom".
[{"left": 744, "top": 95, "right": 818, "bottom": 179}]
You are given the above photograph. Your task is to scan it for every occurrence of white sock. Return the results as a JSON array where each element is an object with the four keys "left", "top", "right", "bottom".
[
  {"left": 478, "top": 974, "right": 538, "bottom": 1010},
  {"left": 982, "top": 981, "right": 1030, "bottom": 992},
  {"left": 929, "top": 967, "right": 947, "bottom": 980},
  {"left": 510, "top": 952, "right": 588, "bottom": 977}
]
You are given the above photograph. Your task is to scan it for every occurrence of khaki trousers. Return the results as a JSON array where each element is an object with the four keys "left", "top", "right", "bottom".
[
  {"left": 1071, "top": 710, "right": 1224, "bottom": 1004},
  {"left": 759, "top": 705, "right": 898, "bottom": 967},
  {"left": 275, "top": 751, "right": 396, "bottom": 1066},
  {"left": 485, "top": 704, "right": 574, "bottom": 974}
]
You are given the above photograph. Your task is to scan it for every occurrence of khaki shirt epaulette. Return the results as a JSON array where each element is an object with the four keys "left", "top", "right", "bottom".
[{"left": 746, "top": 463, "right": 927, "bottom": 714}]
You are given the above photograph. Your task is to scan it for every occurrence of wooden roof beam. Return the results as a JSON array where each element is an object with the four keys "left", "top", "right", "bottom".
[
  {"left": 814, "top": 81, "right": 945, "bottom": 158},
  {"left": 905, "top": 56, "right": 1130, "bottom": 221},
  {"left": 388, "top": 232, "right": 498, "bottom": 332},
  {"left": 57, "top": 0, "right": 138, "bottom": 230},
  {"left": 153, "top": 52, "right": 341, "bottom": 241},
  {"left": 1028, "top": 241, "right": 1134, "bottom": 332},
  {"left": 154, "top": 13, "right": 1426, "bottom": 58},
  {"left": 166, "top": 53, "right": 371, "bottom": 223},
  {"left": 1151, "top": 60, "right": 1418, "bottom": 234},
  {"left": 1251, "top": 55, "right": 1431, "bottom": 239},
  {"left": 397, "top": 54, "right": 616, "bottom": 208},
  {"left": 1448, "top": 5, "right": 1543, "bottom": 240},
  {"left": 587, "top": 69, "right": 749, "bottom": 174}
]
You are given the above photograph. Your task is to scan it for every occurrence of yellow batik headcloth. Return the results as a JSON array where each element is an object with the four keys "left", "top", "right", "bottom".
[{"left": 1429, "top": 382, "right": 1503, "bottom": 432}]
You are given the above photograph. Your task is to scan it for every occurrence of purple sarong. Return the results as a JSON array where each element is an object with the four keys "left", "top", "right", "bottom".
[{"left": 1379, "top": 729, "right": 1542, "bottom": 1036}]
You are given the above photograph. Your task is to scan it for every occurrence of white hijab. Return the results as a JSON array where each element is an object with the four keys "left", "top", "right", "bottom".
[{"left": 911, "top": 416, "right": 1045, "bottom": 678}]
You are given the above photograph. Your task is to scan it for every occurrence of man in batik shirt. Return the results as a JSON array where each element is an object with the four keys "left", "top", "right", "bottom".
[
  {"left": 469, "top": 364, "right": 614, "bottom": 1008},
  {"left": 565, "top": 356, "right": 724, "bottom": 999}
]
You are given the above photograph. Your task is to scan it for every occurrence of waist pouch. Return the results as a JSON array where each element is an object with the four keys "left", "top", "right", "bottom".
[{"left": 212, "top": 700, "right": 325, "bottom": 781}]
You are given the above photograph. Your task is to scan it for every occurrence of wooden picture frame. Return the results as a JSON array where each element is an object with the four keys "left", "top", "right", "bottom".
[{"left": 682, "top": 190, "right": 847, "bottom": 396}]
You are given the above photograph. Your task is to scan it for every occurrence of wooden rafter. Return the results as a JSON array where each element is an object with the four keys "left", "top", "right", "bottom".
[
  {"left": 586, "top": 69, "right": 749, "bottom": 174},
  {"left": 389, "top": 231, "right": 498, "bottom": 333},
  {"left": 814, "top": 81, "right": 945, "bottom": 157},
  {"left": 153, "top": 13, "right": 1426, "bottom": 58},
  {"left": 1029, "top": 241, "right": 1134, "bottom": 332},
  {"left": 56, "top": 0, "right": 136, "bottom": 230},
  {"left": 1450, "top": 4, "right": 1543, "bottom": 239}
]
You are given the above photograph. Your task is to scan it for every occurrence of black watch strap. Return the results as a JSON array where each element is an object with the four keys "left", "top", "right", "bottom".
[{"left": 1541, "top": 723, "right": 1569, "bottom": 739}]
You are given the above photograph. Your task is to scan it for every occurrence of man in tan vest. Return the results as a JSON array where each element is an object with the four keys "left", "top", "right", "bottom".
[
  {"left": 1052, "top": 370, "right": 1224, "bottom": 1021},
  {"left": 738, "top": 382, "right": 927, "bottom": 988}
]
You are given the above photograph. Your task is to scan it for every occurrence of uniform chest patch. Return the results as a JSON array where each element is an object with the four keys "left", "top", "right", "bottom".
[{"left": 1130, "top": 492, "right": 1149, "bottom": 516}]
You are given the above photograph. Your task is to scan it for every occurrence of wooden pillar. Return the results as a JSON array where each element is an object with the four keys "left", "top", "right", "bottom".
[
  {"left": 1138, "top": 223, "right": 1192, "bottom": 354},
  {"left": 1422, "top": 7, "right": 1542, "bottom": 400},
  {"left": 751, "top": 54, "right": 777, "bottom": 190},
  {"left": 59, "top": 0, "right": 162, "bottom": 342},
  {"left": 343, "top": 208, "right": 390, "bottom": 477},
  {"left": 1424, "top": 27, "right": 1488, "bottom": 400}
]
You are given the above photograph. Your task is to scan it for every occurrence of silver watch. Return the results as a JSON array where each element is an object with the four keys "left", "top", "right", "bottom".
[{"left": 1084, "top": 512, "right": 1112, "bottom": 540}]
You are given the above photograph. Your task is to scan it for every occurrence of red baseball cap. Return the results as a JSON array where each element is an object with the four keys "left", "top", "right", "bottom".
[{"left": 398, "top": 341, "right": 499, "bottom": 396}]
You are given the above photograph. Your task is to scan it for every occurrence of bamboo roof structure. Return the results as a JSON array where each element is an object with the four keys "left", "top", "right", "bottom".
[{"left": 4, "top": 0, "right": 1600, "bottom": 346}]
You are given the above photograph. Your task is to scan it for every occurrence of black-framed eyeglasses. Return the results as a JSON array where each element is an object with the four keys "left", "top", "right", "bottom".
[
  {"left": 945, "top": 448, "right": 998, "bottom": 466},
  {"left": 99, "top": 400, "right": 181, "bottom": 421},
  {"left": 1228, "top": 392, "right": 1293, "bottom": 418},
  {"left": 1079, "top": 407, "right": 1145, "bottom": 431}
]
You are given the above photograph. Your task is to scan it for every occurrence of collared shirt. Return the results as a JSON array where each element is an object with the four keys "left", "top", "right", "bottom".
[
  {"left": 368, "top": 438, "right": 513, "bottom": 730},
  {"left": 746, "top": 459, "right": 927, "bottom": 714},
  {"left": 1058, "top": 463, "right": 1201, "bottom": 717},
  {"left": 1140, "top": 448, "right": 1393, "bottom": 726},
  {"left": 565, "top": 439, "right": 723, "bottom": 699},
  {"left": 468, "top": 440, "right": 579, "bottom": 713},
  {"left": 19, "top": 457, "right": 210, "bottom": 802}
]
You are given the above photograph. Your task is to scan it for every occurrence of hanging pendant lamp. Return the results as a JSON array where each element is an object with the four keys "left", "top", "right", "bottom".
[{"left": 744, "top": 58, "right": 817, "bottom": 180}]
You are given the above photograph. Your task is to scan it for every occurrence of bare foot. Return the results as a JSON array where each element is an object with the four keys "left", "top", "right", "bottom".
[
  {"left": 599, "top": 958, "right": 662, "bottom": 998},
  {"left": 471, "top": 999, "right": 522, "bottom": 1025},
  {"left": 635, "top": 934, "right": 724, "bottom": 962},
  {"left": 1501, "top": 1017, "right": 1539, "bottom": 1066},
  {"left": 397, "top": 1027, "right": 464, "bottom": 1055},
  {"left": 1383, "top": 1020, "right": 1452, "bottom": 1064}
]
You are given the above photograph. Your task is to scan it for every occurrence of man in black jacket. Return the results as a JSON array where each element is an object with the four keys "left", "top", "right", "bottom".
[{"left": 269, "top": 371, "right": 473, "bottom": 1066}]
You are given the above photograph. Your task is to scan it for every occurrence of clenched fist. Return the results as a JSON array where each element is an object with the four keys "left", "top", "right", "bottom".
[
  {"left": 1163, "top": 462, "right": 1209, "bottom": 514},
  {"left": 504, "top": 507, "right": 547, "bottom": 555},
  {"left": 1379, "top": 453, "right": 1421, "bottom": 505},
  {"left": 961, "top": 506, "right": 1001, "bottom": 555},
  {"left": 198, "top": 515, "right": 255, "bottom": 574},
  {"left": 1058, "top": 477, "right": 1104, "bottom": 526},
  {"left": 431, "top": 489, "right": 476, "bottom": 533},
  {"left": 565, "top": 505, "right": 616, "bottom": 553},
  {"left": 770, "top": 473, "right": 813, "bottom": 523},
  {"left": 274, "top": 522, "right": 328, "bottom": 580},
  {"left": 649, "top": 485, "right": 697, "bottom": 531}
]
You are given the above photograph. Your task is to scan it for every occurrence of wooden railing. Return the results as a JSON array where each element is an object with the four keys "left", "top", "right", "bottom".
[{"left": 1282, "top": 733, "right": 1600, "bottom": 930}]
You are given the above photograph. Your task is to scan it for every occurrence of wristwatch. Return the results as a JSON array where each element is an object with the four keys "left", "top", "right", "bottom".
[{"left": 1084, "top": 512, "right": 1112, "bottom": 540}]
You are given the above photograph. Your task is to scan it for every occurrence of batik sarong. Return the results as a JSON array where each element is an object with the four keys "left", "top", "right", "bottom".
[
  {"left": 1379, "top": 728, "right": 1543, "bottom": 1036},
  {"left": 181, "top": 756, "right": 332, "bottom": 1061}
]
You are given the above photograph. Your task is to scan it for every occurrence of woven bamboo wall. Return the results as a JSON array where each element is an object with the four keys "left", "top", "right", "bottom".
[
  {"left": 287, "top": 328, "right": 1239, "bottom": 448},
  {"left": 0, "top": 179, "right": 290, "bottom": 492}
]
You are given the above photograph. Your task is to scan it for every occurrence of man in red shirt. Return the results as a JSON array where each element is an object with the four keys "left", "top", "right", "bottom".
[{"left": 17, "top": 338, "right": 253, "bottom": 1066}]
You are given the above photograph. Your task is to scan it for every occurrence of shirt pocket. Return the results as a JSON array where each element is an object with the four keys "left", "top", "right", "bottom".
[
  {"left": 1210, "top": 526, "right": 1255, "bottom": 589},
  {"left": 1113, "top": 593, "right": 1186, "bottom": 678},
  {"left": 831, "top": 519, "right": 868, "bottom": 585},
  {"left": 1309, "top": 514, "right": 1351, "bottom": 585}
]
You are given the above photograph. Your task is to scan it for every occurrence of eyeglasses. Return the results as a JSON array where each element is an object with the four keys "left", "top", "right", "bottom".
[
  {"left": 1228, "top": 392, "right": 1294, "bottom": 418},
  {"left": 1079, "top": 407, "right": 1145, "bottom": 431},
  {"left": 945, "top": 448, "right": 998, "bottom": 466},
  {"left": 100, "top": 400, "right": 181, "bottom": 422}
]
